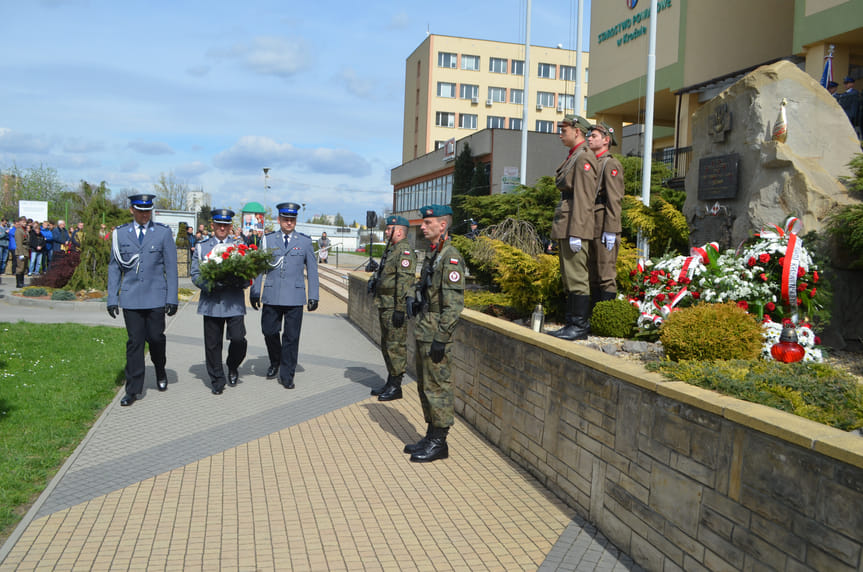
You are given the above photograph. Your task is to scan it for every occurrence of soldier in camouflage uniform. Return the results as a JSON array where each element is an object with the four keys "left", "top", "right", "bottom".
[
  {"left": 404, "top": 204, "right": 465, "bottom": 463},
  {"left": 369, "top": 215, "right": 416, "bottom": 401}
]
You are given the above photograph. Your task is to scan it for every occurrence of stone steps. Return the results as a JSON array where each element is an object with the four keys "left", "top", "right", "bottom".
[{"left": 317, "top": 264, "right": 351, "bottom": 303}]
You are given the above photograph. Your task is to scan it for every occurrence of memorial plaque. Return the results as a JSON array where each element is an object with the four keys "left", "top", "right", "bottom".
[{"left": 697, "top": 154, "right": 739, "bottom": 201}]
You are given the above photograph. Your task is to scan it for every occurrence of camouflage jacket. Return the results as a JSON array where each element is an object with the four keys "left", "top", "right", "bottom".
[
  {"left": 374, "top": 239, "right": 416, "bottom": 311},
  {"left": 414, "top": 238, "right": 465, "bottom": 343}
]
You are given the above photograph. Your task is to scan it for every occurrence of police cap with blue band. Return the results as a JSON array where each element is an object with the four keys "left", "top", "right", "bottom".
[
  {"left": 129, "top": 194, "right": 156, "bottom": 211},
  {"left": 419, "top": 204, "right": 453, "bottom": 218},
  {"left": 385, "top": 215, "right": 410, "bottom": 227},
  {"left": 211, "top": 209, "right": 235, "bottom": 224},
  {"left": 276, "top": 202, "right": 301, "bottom": 217}
]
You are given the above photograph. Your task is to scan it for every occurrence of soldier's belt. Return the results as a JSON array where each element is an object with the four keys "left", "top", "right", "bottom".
[{"left": 376, "top": 287, "right": 395, "bottom": 296}]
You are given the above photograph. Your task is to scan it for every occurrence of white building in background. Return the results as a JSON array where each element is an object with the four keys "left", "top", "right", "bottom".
[{"left": 185, "top": 189, "right": 211, "bottom": 212}]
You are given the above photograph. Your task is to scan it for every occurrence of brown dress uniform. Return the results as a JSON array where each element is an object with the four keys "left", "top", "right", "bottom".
[{"left": 590, "top": 150, "right": 625, "bottom": 298}]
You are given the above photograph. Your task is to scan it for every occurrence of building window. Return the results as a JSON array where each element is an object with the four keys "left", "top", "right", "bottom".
[
  {"left": 488, "top": 86, "right": 506, "bottom": 103},
  {"left": 435, "top": 140, "right": 448, "bottom": 150},
  {"left": 560, "top": 65, "right": 576, "bottom": 82},
  {"left": 558, "top": 94, "right": 574, "bottom": 111},
  {"left": 489, "top": 57, "right": 507, "bottom": 73},
  {"left": 509, "top": 118, "right": 522, "bottom": 130},
  {"left": 460, "top": 84, "right": 479, "bottom": 100},
  {"left": 585, "top": 67, "right": 589, "bottom": 82},
  {"left": 487, "top": 116, "right": 505, "bottom": 129},
  {"left": 536, "top": 120, "right": 555, "bottom": 133},
  {"left": 583, "top": 96, "right": 588, "bottom": 113},
  {"left": 435, "top": 112, "right": 455, "bottom": 128},
  {"left": 459, "top": 114, "right": 477, "bottom": 129},
  {"left": 461, "top": 54, "right": 480, "bottom": 71},
  {"left": 437, "top": 82, "right": 456, "bottom": 98},
  {"left": 537, "top": 63, "right": 556, "bottom": 79},
  {"left": 537, "top": 91, "right": 555, "bottom": 108},
  {"left": 511, "top": 59, "right": 524, "bottom": 76},
  {"left": 438, "top": 52, "right": 457, "bottom": 68},
  {"left": 510, "top": 89, "right": 524, "bottom": 104}
]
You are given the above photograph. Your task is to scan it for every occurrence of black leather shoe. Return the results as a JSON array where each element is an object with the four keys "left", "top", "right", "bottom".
[
  {"left": 377, "top": 384, "right": 402, "bottom": 401},
  {"left": 283, "top": 380, "right": 295, "bottom": 389},
  {"left": 120, "top": 394, "right": 136, "bottom": 406},
  {"left": 212, "top": 387, "right": 224, "bottom": 395},
  {"left": 156, "top": 377, "right": 168, "bottom": 391},
  {"left": 266, "top": 365, "right": 279, "bottom": 379},
  {"left": 228, "top": 370, "right": 239, "bottom": 386}
]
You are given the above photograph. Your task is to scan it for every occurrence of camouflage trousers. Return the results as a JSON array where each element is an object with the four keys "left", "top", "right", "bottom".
[
  {"left": 378, "top": 308, "right": 407, "bottom": 377},
  {"left": 414, "top": 340, "right": 454, "bottom": 428}
]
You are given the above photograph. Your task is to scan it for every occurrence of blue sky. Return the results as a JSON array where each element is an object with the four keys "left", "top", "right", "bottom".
[{"left": 1, "top": 0, "right": 590, "bottom": 225}]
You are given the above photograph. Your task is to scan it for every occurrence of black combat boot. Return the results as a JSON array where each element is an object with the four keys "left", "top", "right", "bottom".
[
  {"left": 599, "top": 291, "right": 617, "bottom": 302},
  {"left": 549, "top": 293, "right": 589, "bottom": 340},
  {"left": 404, "top": 424, "right": 432, "bottom": 454},
  {"left": 548, "top": 293, "right": 576, "bottom": 338},
  {"left": 371, "top": 374, "right": 395, "bottom": 396},
  {"left": 377, "top": 374, "right": 403, "bottom": 401},
  {"left": 410, "top": 426, "right": 449, "bottom": 463}
]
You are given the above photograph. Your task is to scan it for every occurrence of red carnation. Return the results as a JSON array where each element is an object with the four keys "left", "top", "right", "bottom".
[
  {"left": 797, "top": 267, "right": 806, "bottom": 278},
  {"left": 747, "top": 256, "right": 756, "bottom": 267},
  {"left": 680, "top": 277, "right": 691, "bottom": 285},
  {"left": 783, "top": 318, "right": 793, "bottom": 326},
  {"left": 691, "top": 291, "right": 700, "bottom": 299},
  {"left": 813, "top": 270, "right": 819, "bottom": 283},
  {"left": 250, "top": 244, "right": 258, "bottom": 250},
  {"left": 630, "top": 270, "right": 637, "bottom": 277},
  {"left": 656, "top": 293, "right": 666, "bottom": 302},
  {"left": 779, "top": 257, "right": 785, "bottom": 265},
  {"left": 765, "top": 302, "right": 776, "bottom": 311},
  {"left": 801, "top": 322, "right": 812, "bottom": 329},
  {"left": 814, "top": 336, "right": 821, "bottom": 345},
  {"left": 759, "top": 253, "right": 770, "bottom": 264},
  {"left": 649, "top": 276, "right": 659, "bottom": 285},
  {"left": 799, "top": 282, "right": 808, "bottom": 291},
  {"left": 796, "top": 297, "right": 802, "bottom": 305},
  {"left": 221, "top": 252, "right": 230, "bottom": 259},
  {"left": 760, "top": 273, "right": 768, "bottom": 281},
  {"left": 737, "top": 300, "right": 749, "bottom": 310},
  {"left": 809, "top": 287, "right": 817, "bottom": 298}
]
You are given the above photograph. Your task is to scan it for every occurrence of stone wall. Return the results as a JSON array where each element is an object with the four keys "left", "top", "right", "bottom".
[{"left": 349, "top": 272, "right": 863, "bottom": 571}]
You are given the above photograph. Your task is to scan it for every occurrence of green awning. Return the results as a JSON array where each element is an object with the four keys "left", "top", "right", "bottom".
[{"left": 242, "top": 201, "right": 267, "bottom": 214}]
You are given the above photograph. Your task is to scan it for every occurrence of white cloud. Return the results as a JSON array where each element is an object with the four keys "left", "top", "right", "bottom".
[
  {"left": 62, "top": 138, "right": 104, "bottom": 154},
  {"left": 0, "top": 129, "right": 54, "bottom": 153},
  {"left": 213, "top": 136, "right": 370, "bottom": 177},
  {"left": 388, "top": 11, "right": 410, "bottom": 30},
  {"left": 208, "top": 36, "right": 312, "bottom": 79},
  {"left": 127, "top": 141, "right": 175, "bottom": 155},
  {"left": 335, "top": 67, "right": 376, "bottom": 99},
  {"left": 174, "top": 161, "right": 210, "bottom": 178}
]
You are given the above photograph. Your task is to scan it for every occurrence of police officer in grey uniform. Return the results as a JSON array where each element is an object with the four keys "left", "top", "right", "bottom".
[
  {"left": 250, "top": 202, "right": 319, "bottom": 389},
  {"left": 107, "top": 194, "right": 179, "bottom": 406},
  {"left": 190, "top": 209, "right": 248, "bottom": 395}
]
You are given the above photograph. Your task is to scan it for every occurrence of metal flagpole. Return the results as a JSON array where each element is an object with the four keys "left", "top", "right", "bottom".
[
  {"left": 519, "top": 0, "right": 531, "bottom": 186},
  {"left": 637, "top": 0, "right": 659, "bottom": 261},
  {"left": 575, "top": 0, "right": 584, "bottom": 116}
]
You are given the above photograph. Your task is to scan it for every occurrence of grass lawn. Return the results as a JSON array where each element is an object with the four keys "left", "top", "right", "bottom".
[{"left": 0, "top": 322, "right": 126, "bottom": 543}]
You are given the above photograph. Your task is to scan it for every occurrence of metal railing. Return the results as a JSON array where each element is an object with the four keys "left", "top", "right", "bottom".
[{"left": 651, "top": 146, "right": 693, "bottom": 178}]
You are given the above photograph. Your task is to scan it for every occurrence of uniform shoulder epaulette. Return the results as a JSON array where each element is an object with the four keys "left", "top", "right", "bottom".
[
  {"left": 116, "top": 222, "right": 133, "bottom": 230},
  {"left": 265, "top": 230, "right": 279, "bottom": 237},
  {"left": 297, "top": 231, "right": 310, "bottom": 239},
  {"left": 154, "top": 222, "right": 170, "bottom": 229}
]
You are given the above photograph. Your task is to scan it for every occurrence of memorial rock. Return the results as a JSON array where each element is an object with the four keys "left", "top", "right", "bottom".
[{"left": 684, "top": 60, "right": 859, "bottom": 249}]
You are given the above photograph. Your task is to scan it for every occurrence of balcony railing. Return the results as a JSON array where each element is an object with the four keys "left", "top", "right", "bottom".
[{"left": 651, "top": 146, "right": 693, "bottom": 179}]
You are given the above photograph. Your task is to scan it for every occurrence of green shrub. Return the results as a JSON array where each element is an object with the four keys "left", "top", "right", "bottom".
[
  {"left": 660, "top": 302, "right": 763, "bottom": 361},
  {"left": 591, "top": 299, "right": 638, "bottom": 338},
  {"left": 825, "top": 203, "right": 863, "bottom": 269},
  {"left": 51, "top": 290, "right": 76, "bottom": 301},
  {"left": 647, "top": 359, "right": 863, "bottom": 430},
  {"left": 22, "top": 287, "right": 48, "bottom": 297}
]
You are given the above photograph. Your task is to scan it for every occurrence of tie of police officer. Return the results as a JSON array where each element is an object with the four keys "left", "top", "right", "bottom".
[
  {"left": 284, "top": 234, "right": 289, "bottom": 248},
  {"left": 138, "top": 225, "right": 144, "bottom": 244}
]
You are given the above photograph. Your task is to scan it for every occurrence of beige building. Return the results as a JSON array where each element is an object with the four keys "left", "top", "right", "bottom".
[
  {"left": 589, "top": 0, "right": 863, "bottom": 175},
  {"left": 402, "top": 34, "right": 589, "bottom": 162}
]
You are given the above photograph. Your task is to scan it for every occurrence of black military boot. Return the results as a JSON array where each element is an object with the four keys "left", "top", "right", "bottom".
[
  {"left": 371, "top": 374, "right": 394, "bottom": 396},
  {"left": 549, "top": 293, "right": 585, "bottom": 340},
  {"left": 557, "top": 294, "right": 591, "bottom": 341},
  {"left": 377, "top": 375, "right": 403, "bottom": 401},
  {"left": 599, "top": 291, "right": 617, "bottom": 302},
  {"left": 410, "top": 426, "right": 449, "bottom": 463},
  {"left": 404, "top": 424, "right": 432, "bottom": 454}
]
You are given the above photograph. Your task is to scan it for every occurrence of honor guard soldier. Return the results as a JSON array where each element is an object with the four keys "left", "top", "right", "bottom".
[
  {"left": 404, "top": 204, "right": 464, "bottom": 463},
  {"left": 368, "top": 215, "right": 416, "bottom": 401},
  {"left": 190, "top": 209, "right": 249, "bottom": 395},
  {"left": 107, "top": 193, "right": 179, "bottom": 406},
  {"left": 250, "top": 202, "right": 319, "bottom": 389},
  {"left": 586, "top": 122, "right": 624, "bottom": 305},
  {"left": 549, "top": 114, "right": 598, "bottom": 341}
]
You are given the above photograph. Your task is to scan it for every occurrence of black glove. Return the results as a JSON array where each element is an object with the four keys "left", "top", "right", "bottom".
[
  {"left": 405, "top": 297, "right": 416, "bottom": 319},
  {"left": 229, "top": 276, "right": 250, "bottom": 289},
  {"left": 250, "top": 296, "right": 260, "bottom": 310},
  {"left": 107, "top": 305, "right": 119, "bottom": 319},
  {"left": 392, "top": 310, "right": 405, "bottom": 328},
  {"left": 429, "top": 340, "right": 446, "bottom": 363},
  {"left": 307, "top": 299, "right": 318, "bottom": 312},
  {"left": 367, "top": 277, "right": 377, "bottom": 295},
  {"left": 165, "top": 304, "right": 178, "bottom": 316}
]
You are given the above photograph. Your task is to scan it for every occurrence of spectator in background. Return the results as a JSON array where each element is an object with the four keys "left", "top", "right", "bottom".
[
  {"left": 186, "top": 226, "right": 196, "bottom": 253},
  {"left": 53, "top": 219, "right": 71, "bottom": 256},
  {"left": 828, "top": 81, "right": 839, "bottom": 96},
  {"left": 99, "top": 223, "right": 110, "bottom": 240},
  {"left": 839, "top": 76, "right": 860, "bottom": 136},
  {"left": 28, "top": 222, "right": 46, "bottom": 276},
  {"left": 41, "top": 221, "right": 53, "bottom": 272},
  {"left": 13, "top": 217, "right": 29, "bottom": 287},
  {"left": 318, "top": 231, "right": 331, "bottom": 264},
  {"left": 71, "top": 222, "right": 85, "bottom": 251},
  {"left": 0, "top": 218, "right": 10, "bottom": 276}
]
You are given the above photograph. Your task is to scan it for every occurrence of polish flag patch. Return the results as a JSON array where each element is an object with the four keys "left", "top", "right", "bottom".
[
  {"left": 583, "top": 163, "right": 591, "bottom": 171},
  {"left": 449, "top": 258, "right": 459, "bottom": 264},
  {"left": 403, "top": 250, "right": 411, "bottom": 255},
  {"left": 611, "top": 169, "right": 618, "bottom": 177}
]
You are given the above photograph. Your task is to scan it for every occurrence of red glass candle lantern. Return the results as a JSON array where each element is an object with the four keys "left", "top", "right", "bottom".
[{"left": 771, "top": 324, "right": 805, "bottom": 363}]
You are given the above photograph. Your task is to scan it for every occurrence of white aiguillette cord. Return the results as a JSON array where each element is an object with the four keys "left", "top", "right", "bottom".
[
  {"left": 261, "top": 232, "right": 286, "bottom": 269},
  {"left": 111, "top": 227, "right": 140, "bottom": 272}
]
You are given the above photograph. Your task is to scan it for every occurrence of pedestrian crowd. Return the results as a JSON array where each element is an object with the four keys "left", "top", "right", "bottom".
[{"left": 1, "top": 217, "right": 81, "bottom": 287}]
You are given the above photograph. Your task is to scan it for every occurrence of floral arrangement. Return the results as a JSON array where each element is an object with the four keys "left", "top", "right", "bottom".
[
  {"left": 627, "top": 218, "right": 827, "bottom": 362},
  {"left": 199, "top": 242, "right": 273, "bottom": 290}
]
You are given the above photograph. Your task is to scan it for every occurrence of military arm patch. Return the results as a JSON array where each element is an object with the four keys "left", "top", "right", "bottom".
[
  {"left": 583, "top": 163, "right": 591, "bottom": 171},
  {"left": 611, "top": 168, "right": 618, "bottom": 177},
  {"left": 449, "top": 258, "right": 459, "bottom": 264},
  {"left": 448, "top": 270, "right": 461, "bottom": 282}
]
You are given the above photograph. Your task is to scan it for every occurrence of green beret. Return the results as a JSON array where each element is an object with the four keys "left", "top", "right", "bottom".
[
  {"left": 419, "top": 204, "right": 453, "bottom": 218},
  {"left": 385, "top": 215, "right": 410, "bottom": 227}
]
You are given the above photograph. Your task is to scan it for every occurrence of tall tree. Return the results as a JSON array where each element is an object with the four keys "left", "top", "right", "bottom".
[
  {"left": 67, "top": 181, "right": 115, "bottom": 291},
  {"left": 0, "top": 163, "right": 68, "bottom": 221},
  {"left": 153, "top": 172, "right": 188, "bottom": 210},
  {"left": 333, "top": 212, "right": 346, "bottom": 226},
  {"left": 450, "top": 142, "right": 475, "bottom": 232}
]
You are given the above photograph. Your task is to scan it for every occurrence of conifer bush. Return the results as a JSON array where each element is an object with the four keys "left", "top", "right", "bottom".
[
  {"left": 591, "top": 299, "right": 638, "bottom": 338},
  {"left": 660, "top": 302, "right": 763, "bottom": 361}
]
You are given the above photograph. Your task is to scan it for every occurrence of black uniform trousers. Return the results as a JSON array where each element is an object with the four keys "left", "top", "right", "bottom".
[
  {"left": 261, "top": 304, "right": 303, "bottom": 386},
  {"left": 122, "top": 308, "right": 167, "bottom": 395},
  {"left": 204, "top": 315, "right": 247, "bottom": 389}
]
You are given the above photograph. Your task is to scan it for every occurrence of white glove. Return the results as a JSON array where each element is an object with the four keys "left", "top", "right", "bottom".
[
  {"left": 601, "top": 232, "right": 616, "bottom": 251},
  {"left": 568, "top": 237, "right": 582, "bottom": 253}
]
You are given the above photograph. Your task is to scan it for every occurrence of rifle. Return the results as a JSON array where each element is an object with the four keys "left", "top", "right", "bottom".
[
  {"left": 366, "top": 236, "right": 393, "bottom": 295},
  {"left": 406, "top": 232, "right": 445, "bottom": 318}
]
